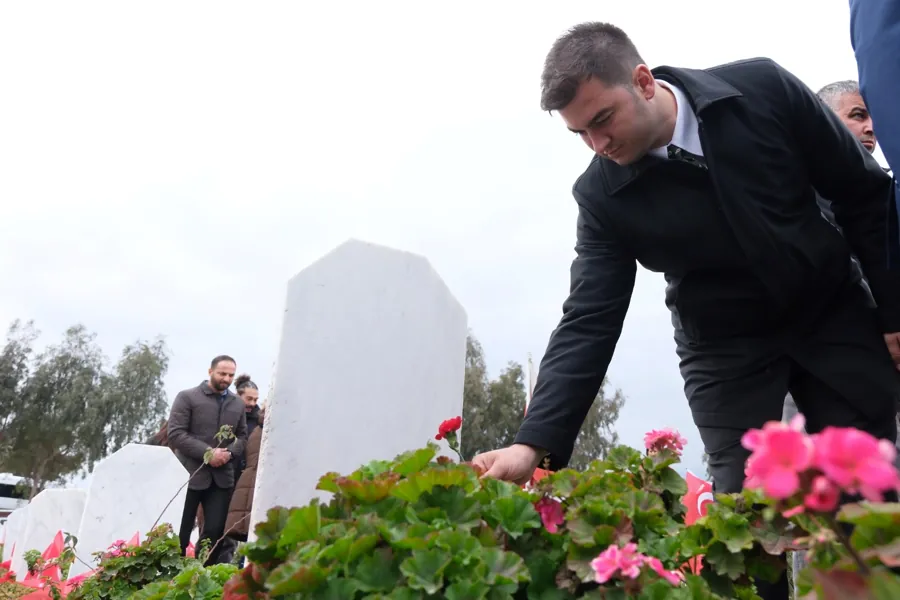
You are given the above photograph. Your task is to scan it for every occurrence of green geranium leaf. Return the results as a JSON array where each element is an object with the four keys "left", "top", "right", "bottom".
[
  {"left": 361, "top": 459, "right": 394, "bottom": 478},
  {"left": 379, "top": 522, "right": 432, "bottom": 550},
  {"left": 318, "top": 579, "right": 360, "bottom": 599},
  {"left": 354, "top": 547, "right": 401, "bottom": 593},
  {"left": 317, "top": 472, "right": 343, "bottom": 494},
  {"left": 605, "top": 446, "right": 643, "bottom": 472},
  {"left": 392, "top": 468, "right": 470, "bottom": 503},
  {"left": 658, "top": 467, "right": 687, "bottom": 496},
  {"left": 249, "top": 506, "right": 292, "bottom": 559},
  {"left": 399, "top": 548, "right": 453, "bottom": 594},
  {"left": 433, "top": 529, "right": 482, "bottom": 565},
  {"left": 444, "top": 579, "right": 491, "bottom": 600},
  {"left": 706, "top": 505, "right": 754, "bottom": 553},
  {"left": 393, "top": 447, "right": 438, "bottom": 476},
  {"left": 265, "top": 560, "right": 329, "bottom": 596},
  {"left": 487, "top": 496, "right": 542, "bottom": 538},
  {"left": 424, "top": 486, "right": 482, "bottom": 528},
  {"left": 278, "top": 501, "right": 321, "bottom": 551},
  {"left": 482, "top": 547, "right": 530, "bottom": 587},
  {"left": 704, "top": 542, "right": 745, "bottom": 580}
]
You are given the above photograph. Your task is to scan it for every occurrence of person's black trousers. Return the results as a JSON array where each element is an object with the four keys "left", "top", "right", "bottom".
[
  {"left": 678, "top": 284, "right": 900, "bottom": 600},
  {"left": 179, "top": 482, "right": 234, "bottom": 565}
]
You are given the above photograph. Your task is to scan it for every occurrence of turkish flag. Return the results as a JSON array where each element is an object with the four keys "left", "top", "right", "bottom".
[
  {"left": 681, "top": 471, "right": 714, "bottom": 575},
  {"left": 22, "top": 531, "right": 64, "bottom": 586},
  {"left": 683, "top": 471, "right": 714, "bottom": 525}
]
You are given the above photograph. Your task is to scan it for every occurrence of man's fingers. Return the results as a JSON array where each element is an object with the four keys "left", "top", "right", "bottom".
[{"left": 481, "top": 464, "right": 503, "bottom": 480}]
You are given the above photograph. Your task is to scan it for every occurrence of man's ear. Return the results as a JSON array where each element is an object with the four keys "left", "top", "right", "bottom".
[{"left": 633, "top": 64, "right": 656, "bottom": 100}]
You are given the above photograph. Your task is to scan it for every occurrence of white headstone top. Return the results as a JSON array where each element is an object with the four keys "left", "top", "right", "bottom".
[
  {"left": 250, "top": 239, "right": 467, "bottom": 538},
  {"left": 68, "top": 444, "right": 188, "bottom": 577},
  {"left": 1, "top": 506, "right": 28, "bottom": 566},
  {"left": 10, "top": 489, "right": 86, "bottom": 579}
]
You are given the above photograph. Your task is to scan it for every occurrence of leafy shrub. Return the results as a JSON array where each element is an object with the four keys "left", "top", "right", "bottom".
[
  {"left": 68, "top": 524, "right": 190, "bottom": 599},
  {"left": 224, "top": 440, "right": 774, "bottom": 599},
  {"left": 133, "top": 563, "right": 238, "bottom": 599},
  {"left": 0, "top": 582, "right": 32, "bottom": 600}
]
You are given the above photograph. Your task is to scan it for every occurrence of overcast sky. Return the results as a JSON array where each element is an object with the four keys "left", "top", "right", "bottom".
[{"left": 0, "top": 1, "right": 880, "bottom": 479}]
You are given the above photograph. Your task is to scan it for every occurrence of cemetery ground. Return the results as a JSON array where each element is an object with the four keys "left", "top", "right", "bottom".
[{"left": 3, "top": 240, "right": 900, "bottom": 598}]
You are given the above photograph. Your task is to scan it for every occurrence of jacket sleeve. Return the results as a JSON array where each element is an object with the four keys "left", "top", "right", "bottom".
[
  {"left": 167, "top": 392, "right": 210, "bottom": 461},
  {"left": 850, "top": 0, "right": 900, "bottom": 177},
  {"left": 227, "top": 410, "right": 248, "bottom": 460},
  {"left": 513, "top": 196, "right": 636, "bottom": 469},
  {"left": 775, "top": 61, "right": 900, "bottom": 331}
]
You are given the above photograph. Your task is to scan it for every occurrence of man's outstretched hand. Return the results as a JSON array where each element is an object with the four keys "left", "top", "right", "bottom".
[{"left": 471, "top": 444, "right": 546, "bottom": 486}]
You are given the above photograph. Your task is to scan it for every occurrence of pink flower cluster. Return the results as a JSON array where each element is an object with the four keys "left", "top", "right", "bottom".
[
  {"left": 644, "top": 428, "right": 688, "bottom": 456},
  {"left": 742, "top": 415, "right": 899, "bottom": 514},
  {"left": 101, "top": 540, "right": 133, "bottom": 559},
  {"left": 591, "top": 543, "right": 685, "bottom": 586}
]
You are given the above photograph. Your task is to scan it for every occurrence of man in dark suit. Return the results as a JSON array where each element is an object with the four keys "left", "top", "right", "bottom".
[
  {"left": 168, "top": 355, "right": 248, "bottom": 565},
  {"left": 472, "top": 22, "right": 900, "bottom": 598}
]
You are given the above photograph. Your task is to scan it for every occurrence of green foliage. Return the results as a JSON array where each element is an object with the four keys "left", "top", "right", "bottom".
[
  {"left": 22, "top": 550, "right": 41, "bottom": 574},
  {"left": 461, "top": 332, "right": 624, "bottom": 468},
  {"left": 0, "top": 320, "right": 170, "bottom": 496},
  {"left": 0, "top": 582, "right": 32, "bottom": 599},
  {"left": 132, "top": 563, "right": 238, "bottom": 600},
  {"left": 228, "top": 442, "right": 745, "bottom": 598},
  {"left": 68, "top": 524, "right": 190, "bottom": 600}
]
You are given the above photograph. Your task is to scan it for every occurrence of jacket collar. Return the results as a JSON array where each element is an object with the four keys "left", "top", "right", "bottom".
[
  {"left": 200, "top": 380, "right": 234, "bottom": 399},
  {"left": 600, "top": 65, "right": 742, "bottom": 195}
]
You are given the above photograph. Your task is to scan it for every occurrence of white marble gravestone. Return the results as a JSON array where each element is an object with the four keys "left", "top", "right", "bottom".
[
  {"left": 68, "top": 444, "right": 188, "bottom": 577},
  {"left": 1, "top": 506, "right": 28, "bottom": 564},
  {"left": 249, "top": 239, "right": 467, "bottom": 538},
  {"left": 10, "top": 489, "right": 86, "bottom": 579}
]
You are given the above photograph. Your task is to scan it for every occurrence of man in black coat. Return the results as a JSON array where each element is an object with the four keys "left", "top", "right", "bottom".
[{"left": 472, "top": 23, "right": 900, "bottom": 596}]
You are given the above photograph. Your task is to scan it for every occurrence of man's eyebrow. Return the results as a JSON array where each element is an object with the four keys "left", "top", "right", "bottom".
[{"left": 568, "top": 109, "right": 612, "bottom": 133}]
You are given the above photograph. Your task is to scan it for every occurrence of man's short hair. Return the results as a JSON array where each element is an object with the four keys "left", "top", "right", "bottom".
[
  {"left": 210, "top": 355, "right": 235, "bottom": 369},
  {"left": 540, "top": 22, "right": 645, "bottom": 112},
  {"left": 816, "top": 80, "right": 860, "bottom": 111}
]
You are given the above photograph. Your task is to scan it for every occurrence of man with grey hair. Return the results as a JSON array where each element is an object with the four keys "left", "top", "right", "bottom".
[
  {"left": 781, "top": 76, "right": 890, "bottom": 589},
  {"left": 471, "top": 22, "right": 900, "bottom": 600},
  {"left": 816, "top": 80, "right": 878, "bottom": 155},
  {"left": 783, "top": 78, "right": 882, "bottom": 426}
]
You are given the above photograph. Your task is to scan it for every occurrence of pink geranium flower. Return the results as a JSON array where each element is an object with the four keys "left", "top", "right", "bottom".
[
  {"left": 741, "top": 415, "right": 813, "bottom": 499},
  {"left": 644, "top": 556, "right": 686, "bottom": 586},
  {"left": 644, "top": 428, "right": 688, "bottom": 455},
  {"left": 590, "top": 543, "right": 644, "bottom": 583},
  {"left": 811, "top": 427, "right": 899, "bottom": 501},
  {"left": 535, "top": 497, "right": 565, "bottom": 534},
  {"left": 803, "top": 475, "right": 840, "bottom": 512},
  {"left": 590, "top": 544, "right": 684, "bottom": 587}
]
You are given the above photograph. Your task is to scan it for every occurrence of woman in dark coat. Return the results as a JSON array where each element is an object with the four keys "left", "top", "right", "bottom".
[{"left": 224, "top": 406, "right": 264, "bottom": 541}]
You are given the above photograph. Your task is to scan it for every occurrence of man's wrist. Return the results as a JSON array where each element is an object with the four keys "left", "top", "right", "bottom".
[{"left": 512, "top": 443, "right": 549, "bottom": 468}]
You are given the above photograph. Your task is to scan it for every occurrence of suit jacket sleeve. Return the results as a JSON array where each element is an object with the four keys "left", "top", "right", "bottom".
[
  {"left": 850, "top": 0, "right": 900, "bottom": 176},
  {"left": 513, "top": 194, "right": 636, "bottom": 469},
  {"left": 227, "top": 410, "right": 248, "bottom": 460},
  {"left": 167, "top": 391, "right": 210, "bottom": 461},
  {"left": 775, "top": 61, "right": 900, "bottom": 331}
]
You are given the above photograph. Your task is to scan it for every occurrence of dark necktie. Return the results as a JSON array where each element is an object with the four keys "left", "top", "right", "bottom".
[{"left": 667, "top": 144, "right": 707, "bottom": 170}]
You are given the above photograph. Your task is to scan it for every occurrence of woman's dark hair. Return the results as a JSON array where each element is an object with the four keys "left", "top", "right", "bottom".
[{"left": 235, "top": 373, "right": 258, "bottom": 395}]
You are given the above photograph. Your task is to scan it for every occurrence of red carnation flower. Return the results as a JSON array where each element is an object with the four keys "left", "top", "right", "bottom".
[{"left": 435, "top": 416, "right": 462, "bottom": 440}]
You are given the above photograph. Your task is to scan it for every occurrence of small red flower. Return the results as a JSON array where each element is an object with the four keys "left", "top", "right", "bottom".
[{"left": 435, "top": 416, "right": 462, "bottom": 440}]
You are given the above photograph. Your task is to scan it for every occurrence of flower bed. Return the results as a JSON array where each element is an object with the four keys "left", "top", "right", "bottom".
[{"left": 8, "top": 417, "right": 900, "bottom": 598}]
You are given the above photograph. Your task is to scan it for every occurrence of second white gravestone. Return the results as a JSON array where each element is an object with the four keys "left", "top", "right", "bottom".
[
  {"left": 68, "top": 444, "right": 188, "bottom": 577},
  {"left": 250, "top": 239, "right": 468, "bottom": 537}
]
